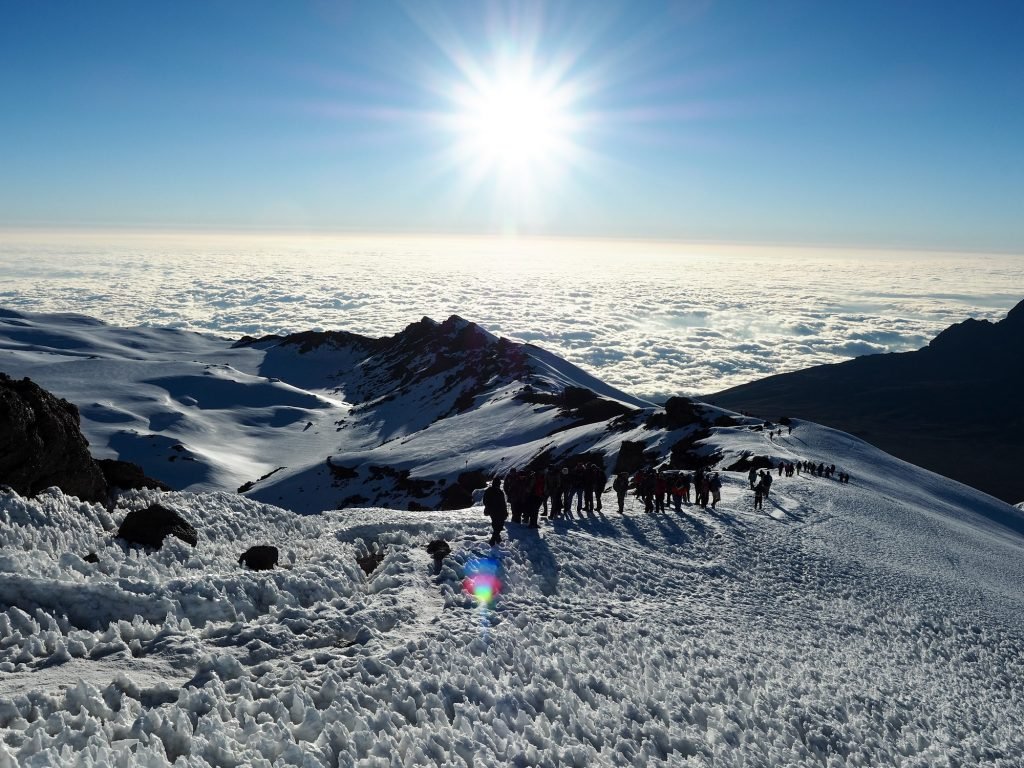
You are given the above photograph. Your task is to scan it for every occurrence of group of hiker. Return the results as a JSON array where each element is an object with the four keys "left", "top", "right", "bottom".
[
  {"left": 482, "top": 455, "right": 851, "bottom": 545},
  {"left": 617, "top": 467, "right": 723, "bottom": 513},
  {"left": 484, "top": 463, "right": 609, "bottom": 545}
]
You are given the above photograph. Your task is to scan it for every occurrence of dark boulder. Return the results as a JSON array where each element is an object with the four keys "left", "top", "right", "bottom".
[
  {"left": 239, "top": 545, "right": 278, "bottom": 571},
  {"left": 98, "top": 458, "right": 172, "bottom": 492},
  {"left": 0, "top": 372, "right": 107, "bottom": 502},
  {"left": 426, "top": 540, "right": 451, "bottom": 560},
  {"left": 357, "top": 549, "right": 385, "bottom": 576},
  {"left": 117, "top": 504, "right": 198, "bottom": 549}
]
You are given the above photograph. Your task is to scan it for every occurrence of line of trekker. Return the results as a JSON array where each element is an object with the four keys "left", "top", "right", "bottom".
[{"left": 482, "top": 458, "right": 853, "bottom": 545}]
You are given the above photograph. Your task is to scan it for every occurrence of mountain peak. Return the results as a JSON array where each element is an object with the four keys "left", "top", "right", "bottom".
[{"left": 927, "top": 297, "right": 1024, "bottom": 355}]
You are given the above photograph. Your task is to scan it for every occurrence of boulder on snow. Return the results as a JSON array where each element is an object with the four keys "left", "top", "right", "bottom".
[
  {"left": 0, "top": 372, "right": 107, "bottom": 502},
  {"left": 724, "top": 453, "right": 775, "bottom": 472},
  {"left": 239, "top": 545, "right": 278, "bottom": 571},
  {"left": 117, "top": 504, "right": 198, "bottom": 549},
  {"left": 426, "top": 540, "right": 451, "bottom": 560}
]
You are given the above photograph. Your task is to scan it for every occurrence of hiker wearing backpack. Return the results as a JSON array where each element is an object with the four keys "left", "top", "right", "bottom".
[
  {"left": 483, "top": 478, "right": 508, "bottom": 546},
  {"left": 753, "top": 478, "right": 765, "bottom": 510},
  {"left": 709, "top": 472, "right": 722, "bottom": 508}
]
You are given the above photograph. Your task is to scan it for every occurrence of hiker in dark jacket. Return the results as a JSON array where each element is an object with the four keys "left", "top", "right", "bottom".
[
  {"left": 613, "top": 472, "right": 629, "bottom": 514},
  {"left": 754, "top": 478, "right": 765, "bottom": 510},
  {"left": 483, "top": 478, "right": 508, "bottom": 546}
]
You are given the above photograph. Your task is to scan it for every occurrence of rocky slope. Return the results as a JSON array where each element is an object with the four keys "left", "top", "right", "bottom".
[{"left": 709, "top": 299, "right": 1024, "bottom": 503}]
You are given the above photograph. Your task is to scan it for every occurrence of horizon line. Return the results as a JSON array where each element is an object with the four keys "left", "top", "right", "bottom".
[{"left": 1, "top": 224, "right": 1022, "bottom": 259}]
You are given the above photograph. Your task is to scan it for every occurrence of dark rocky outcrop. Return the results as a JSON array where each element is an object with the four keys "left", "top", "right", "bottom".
[
  {"left": 724, "top": 453, "right": 775, "bottom": 472},
  {"left": 117, "top": 504, "right": 198, "bottom": 549},
  {"left": 645, "top": 396, "right": 703, "bottom": 430},
  {"left": 98, "top": 458, "right": 172, "bottom": 492},
  {"left": 711, "top": 299, "right": 1024, "bottom": 503},
  {"left": 439, "top": 483, "right": 474, "bottom": 511},
  {"left": 0, "top": 372, "right": 107, "bottom": 502},
  {"left": 239, "top": 545, "right": 278, "bottom": 570}
]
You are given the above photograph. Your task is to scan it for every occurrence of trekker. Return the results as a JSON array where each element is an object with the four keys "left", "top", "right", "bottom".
[
  {"left": 483, "top": 478, "right": 508, "bottom": 546},
  {"left": 762, "top": 470, "right": 773, "bottom": 497},
  {"left": 748, "top": 467, "right": 758, "bottom": 489},
  {"left": 709, "top": 472, "right": 722, "bottom": 509},
  {"left": 561, "top": 467, "right": 574, "bottom": 517},
  {"left": 754, "top": 479, "right": 765, "bottom": 510},
  {"left": 591, "top": 463, "right": 607, "bottom": 512},
  {"left": 671, "top": 476, "right": 684, "bottom": 512},
  {"left": 613, "top": 472, "right": 629, "bottom": 514},
  {"left": 572, "top": 463, "right": 587, "bottom": 513},
  {"left": 654, "top": 471, "right": 667, "bottom": 513}
]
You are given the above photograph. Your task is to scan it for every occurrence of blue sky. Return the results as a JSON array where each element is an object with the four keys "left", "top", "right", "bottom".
[{"left": 1, "top": 0, "right": 1022, "bottom": 250}]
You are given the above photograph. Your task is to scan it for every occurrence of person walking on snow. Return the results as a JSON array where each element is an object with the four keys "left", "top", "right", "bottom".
[
  {"left": 613, "top": 472, "right": 629, "bottom": 514},
  {"left": 483, "top": 478, "right": 508, "bottom": 546},
  {"left": 709, "top": 472, "right": 722, "bottom": 508}
]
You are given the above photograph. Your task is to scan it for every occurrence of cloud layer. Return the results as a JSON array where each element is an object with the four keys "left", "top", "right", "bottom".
[{"left": 2, "top": 234, "right": 1021, "bottom": 400}]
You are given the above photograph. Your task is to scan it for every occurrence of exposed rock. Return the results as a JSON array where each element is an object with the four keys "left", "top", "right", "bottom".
[
  {"left": 614, "top": 440, "right": 650, "bottom": 474},
  {"left": 724, "top": 453, "right": 775, "bottom": 472},
  {"left": 239, "top": 545, "right": 278, "bottom": 571},
  {"left": 83, "top": 552, "right": 99, "bottom": 564},
  {"left": 645, "top": 396, "right": 704, "bottom": 430},
  {"left": 426, "top": 540, "right": 451, "bottom": 560},
  {"left": 357, "top": 549, "right": 385, "bottom": 576},
  {"left": 117, "top": 504, "right": 198, "bottom": 549},
  {"left": 98, "top": 458, "right": 172, "bottom": 492},
  {"left": 439, "top": 483, "right": 474, "bottom": 511},
  {"left": 0, "top": 372, "right": 107, "bottom": 502}
]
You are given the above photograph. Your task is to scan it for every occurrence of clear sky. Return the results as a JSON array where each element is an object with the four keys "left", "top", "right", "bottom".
[{"left": 1, "top": 0, "right": 1022, "bottom": 251}]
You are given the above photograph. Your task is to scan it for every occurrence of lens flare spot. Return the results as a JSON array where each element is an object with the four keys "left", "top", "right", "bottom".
[{"left": 463, "top": 557, "right": 502, "bottom": 607}]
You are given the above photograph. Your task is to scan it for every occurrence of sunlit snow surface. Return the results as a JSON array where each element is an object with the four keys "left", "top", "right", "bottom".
[
  {"left": 2, "top": 231, "right": 1022, "bottom": 399},
  {"left": 2, "top": 416, "right": 1024, "bottom": 766}
]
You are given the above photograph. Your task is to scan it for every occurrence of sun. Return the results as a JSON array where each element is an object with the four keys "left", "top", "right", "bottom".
[
  {"left": 455, "top": 66, "right": 574, "bottom": 178},
  {"left": 442, "top": 55, "right": 584, "bottom": 211}
]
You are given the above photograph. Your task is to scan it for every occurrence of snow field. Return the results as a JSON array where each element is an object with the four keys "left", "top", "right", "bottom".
[{"left": 2, "top": 442, "right": 1024, "bottom": 767}]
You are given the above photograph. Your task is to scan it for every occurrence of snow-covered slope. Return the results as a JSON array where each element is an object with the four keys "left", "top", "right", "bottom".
[
  {"left": 3, "top": 309, "right": 1024, "bottom": 764},
  {"left": 1, "top": 413, "right": 1023, "bottom": 765},
  {"left": 1, "top": 309, "right": 676, "bottom": 513}
]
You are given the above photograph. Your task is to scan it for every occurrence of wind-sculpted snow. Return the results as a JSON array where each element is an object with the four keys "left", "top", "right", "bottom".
[{"left": 2, "top": 415, "right": 1024, "bottom": 766}]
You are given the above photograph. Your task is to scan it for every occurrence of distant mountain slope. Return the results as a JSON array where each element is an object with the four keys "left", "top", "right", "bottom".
[{"left": 709, "top": 299, "right": 1024, "bottom": 503}]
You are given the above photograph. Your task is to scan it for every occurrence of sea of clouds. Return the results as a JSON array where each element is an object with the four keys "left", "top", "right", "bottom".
[{"left": 2, "top": 232, "right": 1021, "bottom": 400}]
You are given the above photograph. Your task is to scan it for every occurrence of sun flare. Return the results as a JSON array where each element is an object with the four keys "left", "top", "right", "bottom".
[
  {"left": 456, "top": 69, "right": 573, "bottom": 176},
  {"left": 443, "top": 55, "right": 583, "bottom": 208}
]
